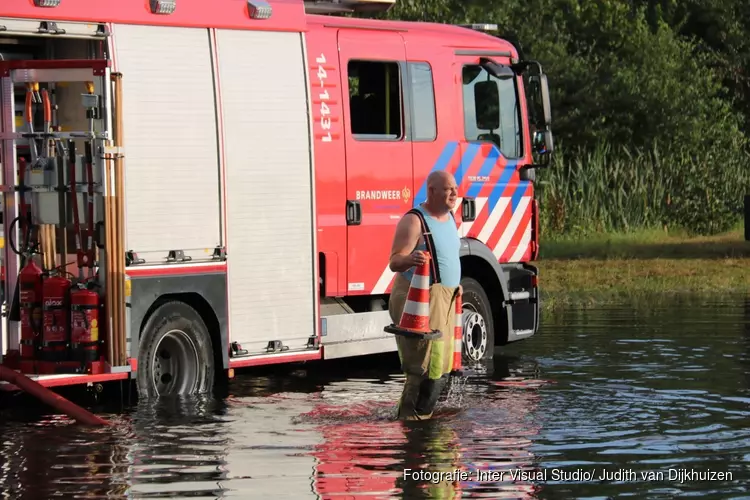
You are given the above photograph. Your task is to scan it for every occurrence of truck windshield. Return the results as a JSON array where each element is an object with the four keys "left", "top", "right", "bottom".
[{"left": 462, "top": 64, "right": 522, "bottom": 159}]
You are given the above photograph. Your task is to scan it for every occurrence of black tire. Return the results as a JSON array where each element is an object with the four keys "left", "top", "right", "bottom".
[
  {"left": 460, "top": 277, "right": 495, "bottom": 364},
  {"left": 136, "top": 301, "right": 215, "bottom": 398}
]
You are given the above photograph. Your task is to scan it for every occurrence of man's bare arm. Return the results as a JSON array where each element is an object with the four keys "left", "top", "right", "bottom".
[{"left": 388, "top": 214, "right": 426, "bottom": 272}]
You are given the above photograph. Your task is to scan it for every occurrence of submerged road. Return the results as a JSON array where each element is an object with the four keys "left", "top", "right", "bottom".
[{"left": 1, "top": 294, "right": 749, "bottom": 498}]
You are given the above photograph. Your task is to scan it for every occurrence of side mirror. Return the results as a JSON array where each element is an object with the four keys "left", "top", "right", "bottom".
[
  {"left": 528, "top": 74, "right": 552, "bottom": 128},
  {"left": 520, "top": 62, "right": 554, "bottom": 164},
  {"left": 474, "top": 80, "right": 500, "bottom": 130}
]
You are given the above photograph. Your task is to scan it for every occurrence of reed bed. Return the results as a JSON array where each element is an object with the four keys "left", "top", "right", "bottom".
[{"left": 536, "top": 141, "right": 750, "bottom": 238}]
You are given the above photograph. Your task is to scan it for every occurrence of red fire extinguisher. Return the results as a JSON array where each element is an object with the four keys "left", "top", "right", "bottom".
[
  {"left": 41, "top": 274, "right": 71, "bottom": 361},
  {"left": 19, "top": 260, "right": 43, "bottom": 360},
  {"left": 70, "top": 285, "right": 100, "bottom": 363}
]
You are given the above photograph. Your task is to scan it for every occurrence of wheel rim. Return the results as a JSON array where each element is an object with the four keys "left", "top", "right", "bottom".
[
  {"left": 462, "top": 305, "right": 487, "bottom": 361},
  {"left": 151, "top": 329, "right": 200, "bottom": 396}
]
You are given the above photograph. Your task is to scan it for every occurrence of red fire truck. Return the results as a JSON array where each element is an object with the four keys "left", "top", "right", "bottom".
[{"left": 0, "top": 0, "right": 553, "bottom": 397}]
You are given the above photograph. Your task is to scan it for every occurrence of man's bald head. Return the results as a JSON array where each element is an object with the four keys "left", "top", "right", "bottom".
[
  {"left": 425, "top": 171, "right": 458, "bottom": 213},
  {"left": 426, "top": 170, "right": 453, "bottom": 189}
]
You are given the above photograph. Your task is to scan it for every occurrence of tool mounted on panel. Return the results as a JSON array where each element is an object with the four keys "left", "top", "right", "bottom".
[{"left": 1, "top": 59, "right": 115, "bottom": 377}]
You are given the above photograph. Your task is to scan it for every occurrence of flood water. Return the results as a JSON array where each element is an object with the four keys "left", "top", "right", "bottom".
[{"left": 2, "top": 295, "right": 750, "bottom": 499}]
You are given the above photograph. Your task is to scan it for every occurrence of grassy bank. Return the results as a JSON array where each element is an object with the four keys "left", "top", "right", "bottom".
[{"left": 534, "top": 226, "right": 750, "bottom": 309}]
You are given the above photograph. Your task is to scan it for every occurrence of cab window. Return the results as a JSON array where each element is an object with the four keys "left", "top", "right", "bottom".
[
  {"left": 347, "top": 60, "right": 403, "bottom": 140},
  {"left": 408, "top": 62, "right": 437, "bottom": 141},
  {"left": 462, "top": 64, "right": 522, "bottom": 158}
]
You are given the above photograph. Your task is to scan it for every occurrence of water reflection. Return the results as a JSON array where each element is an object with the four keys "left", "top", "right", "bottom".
[
  {"left": 125, "top": 396, "right": 231, "bottom": 498},
  {"left": 0, "top": 415, "right": 130, "bottom": 498},
  {"left": 1, "top": 294, "right": 750, "bottom": 498}
]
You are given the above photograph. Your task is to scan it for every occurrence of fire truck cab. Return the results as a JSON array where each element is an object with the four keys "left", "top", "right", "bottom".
[
  {"left": 0, "top": 0, "right": 552, "bottom": 397},
  {"left": 305, "top": 5, "right": 553, "bottom": 361}
]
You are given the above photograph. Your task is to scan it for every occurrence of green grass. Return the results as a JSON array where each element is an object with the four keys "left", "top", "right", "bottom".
[{"left": 534, "top": 225, "right": 750, "bottom": 309}]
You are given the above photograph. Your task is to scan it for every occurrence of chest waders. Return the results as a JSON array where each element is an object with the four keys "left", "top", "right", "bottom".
[{"left": 389, "top": 208, "right": 461, "bottom": 421}]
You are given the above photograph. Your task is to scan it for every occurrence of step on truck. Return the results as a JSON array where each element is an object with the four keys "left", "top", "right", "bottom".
[{"left": 0, "top": 0, "right": 553, "bottom": 397}]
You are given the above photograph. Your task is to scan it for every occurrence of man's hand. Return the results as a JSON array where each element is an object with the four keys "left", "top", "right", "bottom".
[
  {"left": 408, "top": 250, "right": 428, "bottom": 267},
  {"left": 458, "top": 284, "right": 463, "bottom": 296}
]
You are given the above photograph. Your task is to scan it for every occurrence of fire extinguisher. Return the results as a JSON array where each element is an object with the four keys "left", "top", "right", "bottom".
[
  {"left": 41, "top": 274, "right": 72, "bottom": 362},
  {"left": 19, "top": 260, "right": 43, "bottom": 360},
  {"left": 70, "top": 284, "right": 100, "bottom": 363}
]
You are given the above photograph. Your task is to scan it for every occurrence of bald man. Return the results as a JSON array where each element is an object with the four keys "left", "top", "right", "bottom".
[{"left": 387, "top": 171, "right": 462, "bottom": 420}]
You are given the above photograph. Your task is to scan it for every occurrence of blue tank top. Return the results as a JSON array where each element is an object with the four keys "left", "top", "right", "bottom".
[{"left": 400, "top": 204, "right": 461, "bottom": 288}]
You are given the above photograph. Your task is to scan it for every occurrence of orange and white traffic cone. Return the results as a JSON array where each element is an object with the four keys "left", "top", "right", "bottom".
[
  {"left": 451, "top": 293, "right": 463, "bottom": 374},
  {"left": 384, "top": 255, "right": 441, "bottom": 340}
]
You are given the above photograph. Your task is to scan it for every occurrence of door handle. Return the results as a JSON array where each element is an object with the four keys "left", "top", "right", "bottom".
[
  {"left": 462, "top": 198, "right": 476, "bottom": 222},
  {"left": 346, "top": 200, "right": 362, "bottom": 226}
]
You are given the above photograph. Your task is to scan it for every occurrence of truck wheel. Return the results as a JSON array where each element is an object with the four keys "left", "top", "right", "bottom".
[
  {"left": 136, "top": 301, "right": 214, "bottom": 398},
  {"left": 460, "top": 277, "right": 495, "bottom": 363}
]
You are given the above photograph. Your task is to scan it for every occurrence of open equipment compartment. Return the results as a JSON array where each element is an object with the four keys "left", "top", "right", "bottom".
[{"left": 0, "top": 25, "right": 129, "bottom": 379}]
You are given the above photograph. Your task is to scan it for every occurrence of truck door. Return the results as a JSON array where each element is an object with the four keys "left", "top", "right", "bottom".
[
  {"left": 337, "top": 29, "right": 411, "bottom": 294},
  {"left": 402, "top": 48, "right": 461, "bottom": 234},
  {"left": 453, "top": 54, "right": 533, "bottom": 262}
]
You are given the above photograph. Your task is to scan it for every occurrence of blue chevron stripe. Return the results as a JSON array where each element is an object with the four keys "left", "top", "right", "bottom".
[
  {"left": 486, "top": 158, "right": 518, "bottom": 213},
  {"left": 452, "top": 143, "right": 480, "bottom": 188},
  {"left": 510, "top": 180, "right": 530, "bottom": 212},
  {"left": 413, "top": 141, "right": 458, "bottom": 206},
  {"left": 464, "top": 147, "right": 499, "bottom": 199}
]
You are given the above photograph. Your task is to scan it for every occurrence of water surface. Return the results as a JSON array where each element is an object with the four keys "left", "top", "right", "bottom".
[{"left": 2, "top": 295, "right": 750, "bottom": 498}]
